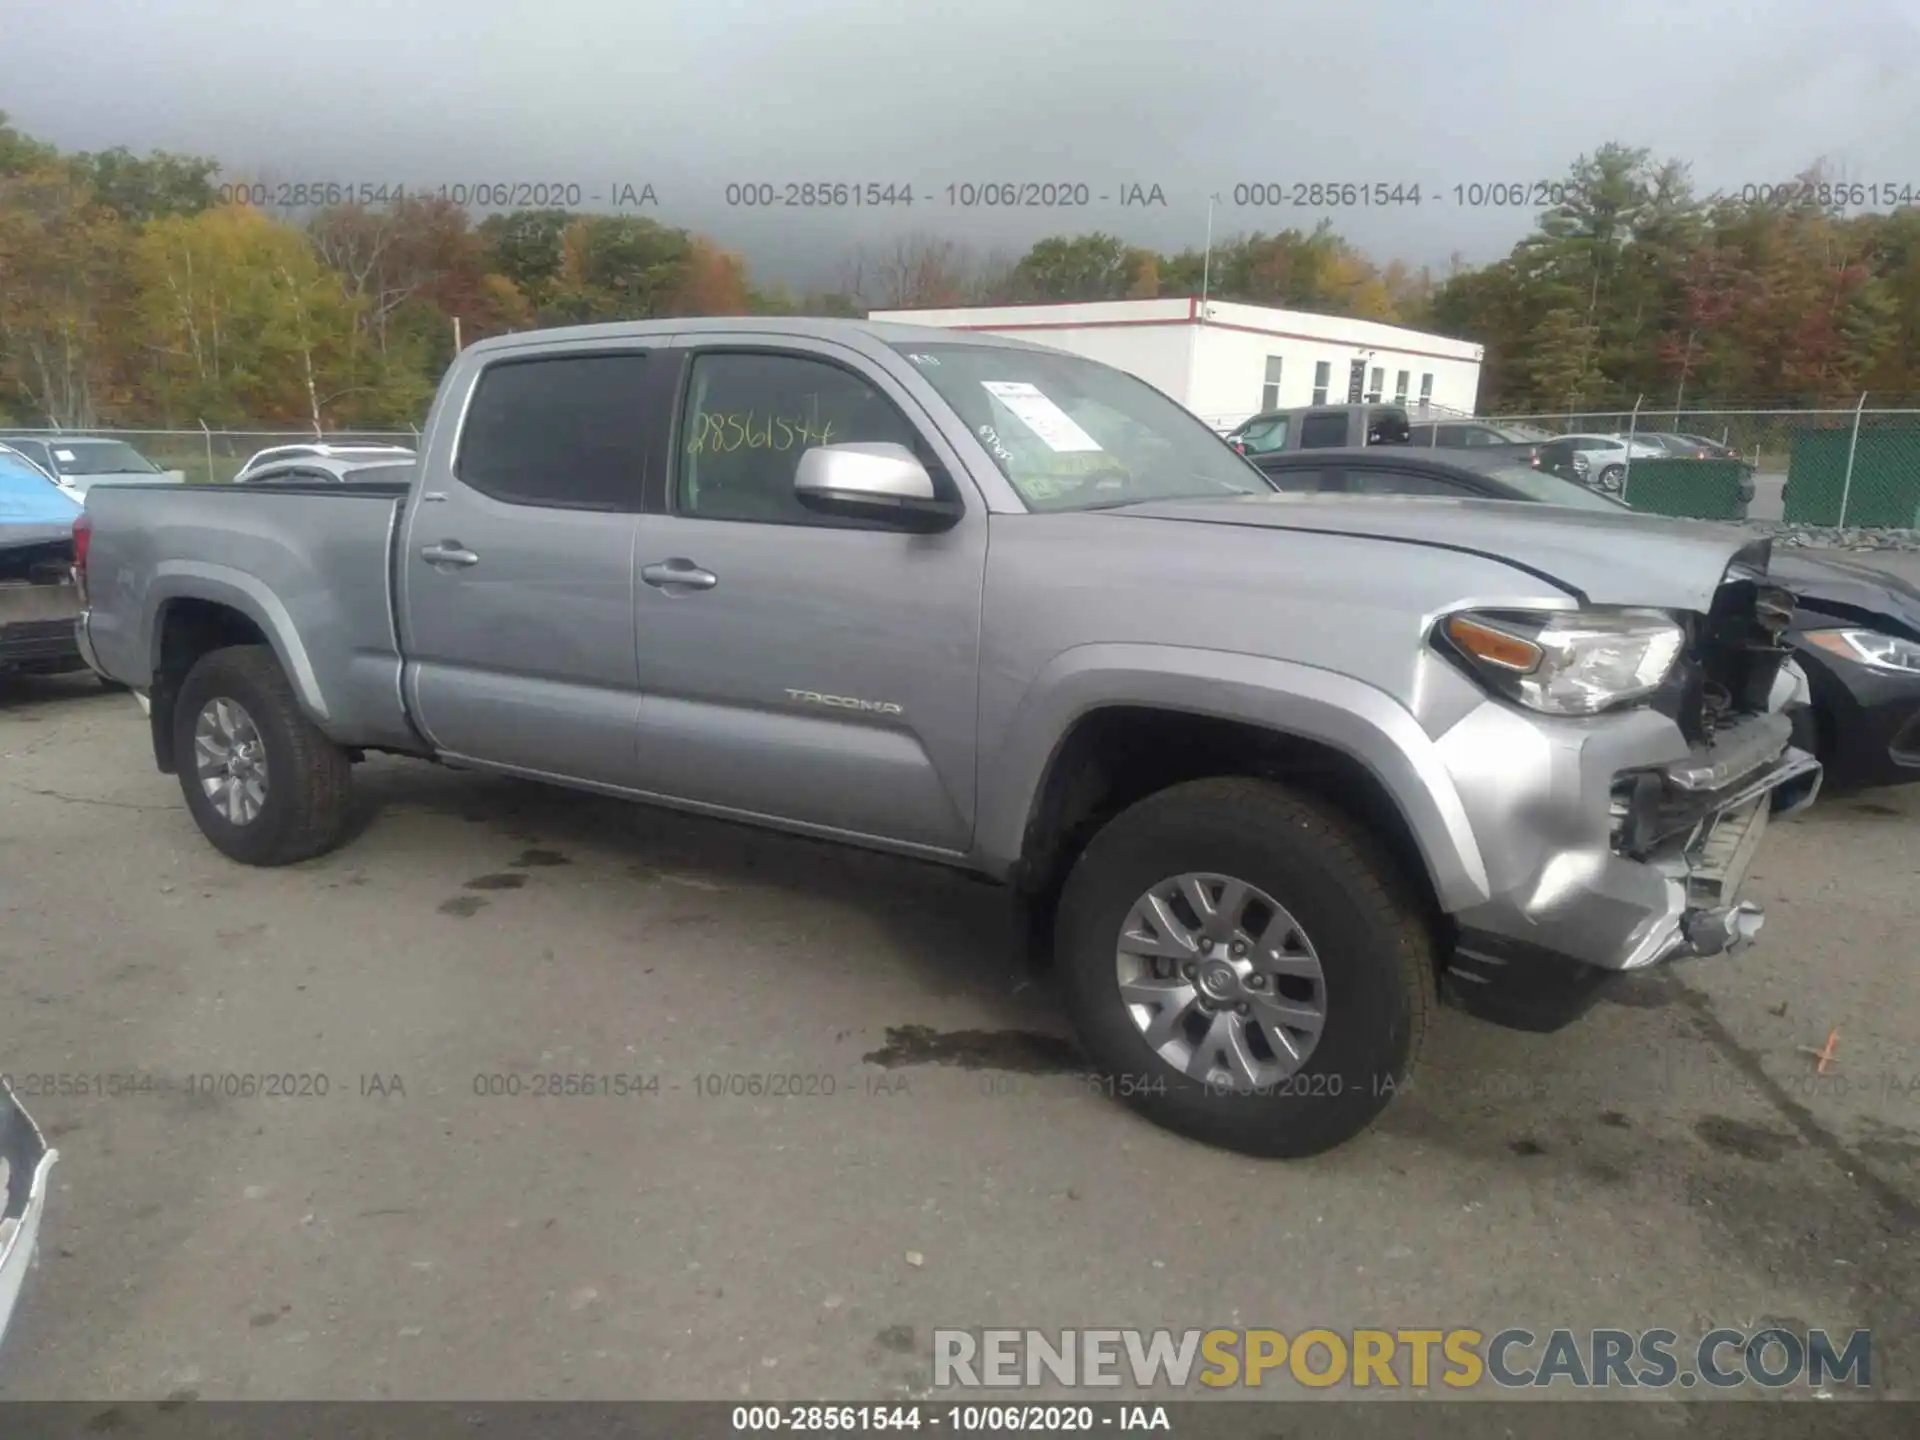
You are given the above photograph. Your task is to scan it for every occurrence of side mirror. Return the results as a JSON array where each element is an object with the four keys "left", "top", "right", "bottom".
[{"left": 794, "top": 443, "right": 961, "bottom": 532}]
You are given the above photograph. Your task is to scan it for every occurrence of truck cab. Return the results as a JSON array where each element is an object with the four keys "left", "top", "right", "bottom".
[{"left": 1225, "top": 403, "right": 1412, "bottom": 456}]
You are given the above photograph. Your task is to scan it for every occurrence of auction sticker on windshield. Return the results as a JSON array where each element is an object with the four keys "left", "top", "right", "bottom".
[{"left": 981, "top": 381, "right": 1103, "bottom": 453}]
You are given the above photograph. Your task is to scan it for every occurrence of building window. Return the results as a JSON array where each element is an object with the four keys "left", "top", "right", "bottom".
[
  {"left": 1367, "top": 366, "right": 1384, "bottom": 403},
  {"left": 1312, "top": 360, "right": 1331, "bottom": 406},
  {"left": 1347, "top": 359, "right": 1366, "bottom": 403},
  {"left": 1394, "top": 370, "right": 1410, "bottom": 405},
  {"left": 1261, "top": 355, "right": 1283, "bottom": 412},
  {"left": 1418, "top": 373, "right": 1434, "bottom": 414}
]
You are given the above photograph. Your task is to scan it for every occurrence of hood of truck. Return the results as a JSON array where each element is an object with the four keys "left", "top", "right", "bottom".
[{"left": 1106, "top": 492, "right": 1770, "bottom": 612}]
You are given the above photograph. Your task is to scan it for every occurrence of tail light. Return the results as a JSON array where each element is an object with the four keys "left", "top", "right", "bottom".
[{"left": 72, "top": 511, "right": 92, "bottom": 603}]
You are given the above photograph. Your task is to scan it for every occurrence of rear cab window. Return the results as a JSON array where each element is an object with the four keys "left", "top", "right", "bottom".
[{"left": 456, "top": 352, "right": 653, "bottom": 510}]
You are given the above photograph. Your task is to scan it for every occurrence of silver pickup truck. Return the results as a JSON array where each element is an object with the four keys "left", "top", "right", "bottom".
[{"left": 75, "top": 318, "right": 1821, "bottom": 1157}]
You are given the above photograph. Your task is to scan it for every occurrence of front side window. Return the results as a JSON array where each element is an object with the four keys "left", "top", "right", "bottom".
[
  {"left": 677, "top": 351, "right": 927, "bottom": 524},
  {"left": 458, "top": 352, "right": 652, "bottom": 510},
  {"left": 1345, "top": 467, "right": 1470, "bottom": 497},
  {"left": 1237, "top": 416, "right": 1289, "bottom": 453},
  {"left": 892, "top": 342, "right": 1271, "bottom": 512}
]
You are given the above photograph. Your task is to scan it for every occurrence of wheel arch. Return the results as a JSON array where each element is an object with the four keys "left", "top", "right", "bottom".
[
  {"left": 979, "top": 645, "right": 1491, "bottom": 917},
  {"left": 146, "top": 576, "right": 323, "bottom": 774}
]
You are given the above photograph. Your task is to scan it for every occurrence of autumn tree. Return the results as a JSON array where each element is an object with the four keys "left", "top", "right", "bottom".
[
  {"left": 0, "top": 163, "right": 128, "bottom": 426},
  {"left": 1007, "top": 233, "right": 1154, "bottom": 301},
  {"left": 66, "top": 147, "right": 218, "bottom": 224},
  {"left": 837, "top": 234, "right": 979, "bottom": 309},
  {"left": 131, "top": 205, "right": 366, "bottom": 425}
]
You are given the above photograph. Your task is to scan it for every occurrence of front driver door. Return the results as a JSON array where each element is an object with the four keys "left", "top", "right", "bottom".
[{"left": 626, "top": 337, "right": 987, "bottom": 855}]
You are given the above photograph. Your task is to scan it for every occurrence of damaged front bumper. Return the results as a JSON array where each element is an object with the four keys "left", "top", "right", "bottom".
[
  {"left": 1438, "top": 702, "right": 1821, "bottom": 1032},
  {"left": 0, "top": 1082, "right": 57, "bottom": 1354}
]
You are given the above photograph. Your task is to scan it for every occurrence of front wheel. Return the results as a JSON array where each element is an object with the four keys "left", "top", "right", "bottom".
[
  {"left": 1598, "top": 465, "right": 1626, "bottom": 493},
  {"left": 1053, "top": 777, "right": 1435, "bottom": 1158},
  {"left": 172, "top": 644, "right": 354, "bottom": 866}
]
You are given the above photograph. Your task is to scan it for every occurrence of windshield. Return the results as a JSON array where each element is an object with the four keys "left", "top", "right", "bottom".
[
  {"left": 50, "top": 440, "right": 162, "bottom": 475},
  {"left": 888, "top": 342, "right": 1273, "bottom": 511},
  {"left": 1480, "top": 461, "right": 1630, "bottom": 511}
]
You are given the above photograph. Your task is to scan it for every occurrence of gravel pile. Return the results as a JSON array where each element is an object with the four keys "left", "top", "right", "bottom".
[{"left": 1748, "top": 524, "right": 1920, "bottom": 552}]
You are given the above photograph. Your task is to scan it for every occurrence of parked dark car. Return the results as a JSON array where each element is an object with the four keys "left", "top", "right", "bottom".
[
  {"left": 1249, "top": 446, "right": 1920, "bottom": 793},
  {"left": 1225, "top": 403, "right": 1411, "bottom": 455},
  {"left": 1673, "top": 432, "right": 1749, "bottom": 464}
]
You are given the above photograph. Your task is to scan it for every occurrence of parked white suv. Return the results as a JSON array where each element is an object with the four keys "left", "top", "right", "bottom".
[{"left": 234, "top": 442, "right": 415, "bottom": 481}]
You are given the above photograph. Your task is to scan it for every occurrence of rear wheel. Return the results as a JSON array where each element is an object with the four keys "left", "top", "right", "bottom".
[
  {"left": 172, "top": 645, "right": 353, "bottom": 865},
  {"left": 1053, "top": 777, "right": 1435, "bottom": 1158},
  {"left": 1599, "top": 464, "right": 1626, "bottom": 493}
]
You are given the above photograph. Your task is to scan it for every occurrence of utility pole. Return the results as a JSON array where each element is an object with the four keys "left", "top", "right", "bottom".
[{"left": 1200, "top": 194, "right": 1220, "bottom": 316}]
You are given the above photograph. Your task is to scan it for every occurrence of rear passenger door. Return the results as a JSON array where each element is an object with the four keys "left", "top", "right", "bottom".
[
  {"left": 399, "top": 343, "right": 665, "bottom": 788},
  {"left": 625, "top": 336, "right": 987, "bottom": 854}
]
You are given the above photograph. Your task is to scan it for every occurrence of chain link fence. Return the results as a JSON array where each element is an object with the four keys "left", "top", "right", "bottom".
[
  {"left": 11, "top": 412, "right": 1920, "bottom": 531},
  {"left": 0, "top": 426, "right": 421, "bottom": 485},
  {"left": 1483, "top": 407, "right": 1920, "bottom": 530}
]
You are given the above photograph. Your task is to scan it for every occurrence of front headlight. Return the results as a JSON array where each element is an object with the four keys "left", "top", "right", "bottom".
[
  {"left": 1802, "top": 628, "right": 1920, "bottom": 675},
  {"left": 1439, "top": 608, "right": 1686, "bottom": 715}
]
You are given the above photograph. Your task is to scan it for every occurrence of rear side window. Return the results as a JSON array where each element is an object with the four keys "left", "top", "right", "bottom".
[
  {"left": 1297, "top": 412, "right": 1349, "bottom": 448},
  {"left": 457, "top": 353, "right": 651, "bottom": 510},
  {"left": 1255, "top": 464, "right": 1334, "bottom": 493},
  {"left": 1345, "top": 467, "right": 1471, "bottom": 496}
]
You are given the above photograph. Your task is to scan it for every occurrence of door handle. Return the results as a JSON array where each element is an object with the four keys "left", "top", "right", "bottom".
[
  {"left": 640, "top": 559, "right": 717, "bottom": 591},
  {"left": 420, "top": 542, "right": 480, "bottom": 567}
]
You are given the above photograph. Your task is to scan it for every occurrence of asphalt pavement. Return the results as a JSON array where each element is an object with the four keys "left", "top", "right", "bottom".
[{"left": 1, "top": 665, "right": 1916, "bottom": 1407}]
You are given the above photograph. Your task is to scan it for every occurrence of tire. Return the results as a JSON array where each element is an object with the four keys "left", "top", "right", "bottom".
[
  {"left": 1053, "top": 777, "right": 1435, "bottom": 1158},
  {"left": 1599, "top": 465, "right": 1626, "bottom": 493},
  {"left": 172, "top": 644, "right": 354, "bottom": 866}
]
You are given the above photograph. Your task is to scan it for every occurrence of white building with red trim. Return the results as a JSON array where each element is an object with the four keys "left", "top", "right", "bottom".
[{"left": 867, "top": 297, "right": 1484, "bottom": 431}]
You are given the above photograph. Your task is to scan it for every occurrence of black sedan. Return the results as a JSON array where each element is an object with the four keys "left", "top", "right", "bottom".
[{"left": 1248, "top": 446, "right": 1920, "bottom": 793}]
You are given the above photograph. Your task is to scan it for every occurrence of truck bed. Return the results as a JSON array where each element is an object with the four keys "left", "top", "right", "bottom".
[{"left": 80, "top": 481, "right": 421, "bottom": 751}]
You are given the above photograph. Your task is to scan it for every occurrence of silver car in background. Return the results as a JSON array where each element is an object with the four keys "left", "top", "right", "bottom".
[{"left": 0, "top": 436, "right": 185, "bottom": 496}]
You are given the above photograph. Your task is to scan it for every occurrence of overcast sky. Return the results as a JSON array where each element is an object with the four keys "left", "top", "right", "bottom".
[{"left": 7, "top": 0, "right": 1920, "bottom": 289}]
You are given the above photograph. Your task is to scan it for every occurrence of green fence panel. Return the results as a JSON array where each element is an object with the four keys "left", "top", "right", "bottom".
[
  {"left": 1622, "top": 459, "right": 1748, "bottom": 520},
  {"left": 1783, "top": 428, "right": 1920, "bottom": 527}
]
